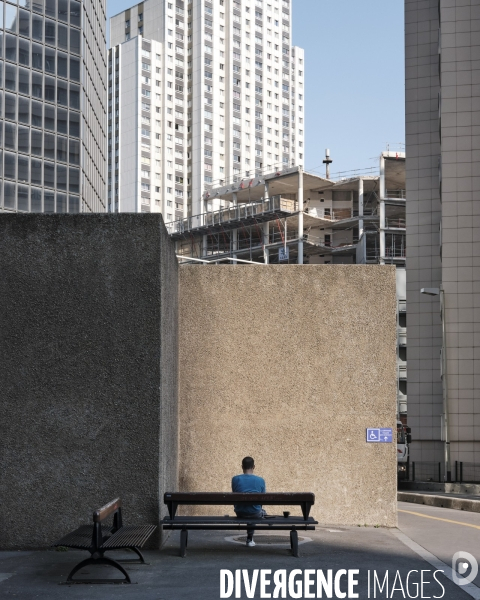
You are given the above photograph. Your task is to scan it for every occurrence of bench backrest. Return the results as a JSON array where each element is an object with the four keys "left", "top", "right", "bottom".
[
  {"left": 90, "top": 498, "right": 123, "bottom": 551},
  {"left": 164, "top": 492, "right": 315, "bottom": 520},
  {"left": 165, "top": 492, "right": 314, "bottom": 504},
  {"left": 93, "top": 497, "right": 122, "bottom": 523}
]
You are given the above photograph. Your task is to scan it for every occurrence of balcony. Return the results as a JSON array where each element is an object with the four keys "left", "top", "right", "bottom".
[{"left": 398, "top": 361, "right": 407, "bottom": 379}]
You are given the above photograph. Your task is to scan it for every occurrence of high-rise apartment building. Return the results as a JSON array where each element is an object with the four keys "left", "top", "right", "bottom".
[
  {"left": 108, "top": 0, "right": 304, "bottom": 220},
  {"left": 0, "top": 0, "right": 107, "bottom": 214},
  {"left": 405, "top": 0, "right": 480, "bottom": 472}
]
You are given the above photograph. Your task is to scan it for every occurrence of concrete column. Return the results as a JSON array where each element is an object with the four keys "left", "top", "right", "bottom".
[
  {"left": 264, "top": 181, "right": 270, "bottom": 202},
  {"left": 379, "top": 201, "right": 386, "bottom": 265},
  {"left": 202, "top": 234, "right": 207, "bottom": 260},
  {"left": 379, "top": 154, "right": 386, "bottom": 265},
  {"left": 379, "top": 154, "right": 386, "bottom": 199},
  {"left": 263, "top": 222, "right": 269, "bottom": 264},
  {"left": 298, "top": 167, "right": 304, "bottom": 264},
  {"left": 231, "top": 192, "right": 238, "bottom": 264},
  {"left": 358, "top": 178, "right": 364, "bottom": 237},
  {"left": 356, "top": 178, "right": 365, "bottom": 264}
]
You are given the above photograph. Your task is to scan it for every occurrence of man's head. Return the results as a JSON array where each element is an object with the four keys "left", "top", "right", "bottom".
[{"left": 242, "top": 456, "right": 255, "bottom": 473}]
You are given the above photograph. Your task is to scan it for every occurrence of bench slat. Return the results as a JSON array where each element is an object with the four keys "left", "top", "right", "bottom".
[
  {"left": 162, "top": 516, "right": 317, "bottom": 525},
  {"left": 163, "top": 524, "right": 317, "bottom": 532},
  {"left": 53, "top": 524, "right": 112, "bottom": 550},
  {"left": 101, "top": 525, "right": 157, "bottom": 549}
]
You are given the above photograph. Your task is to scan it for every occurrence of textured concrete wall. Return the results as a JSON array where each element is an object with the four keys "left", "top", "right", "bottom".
[
  {"left": 179, "top": 266, "right": 398, "bottom": 527},
  {"left": 0, "top": 214, "right": 178, "bottom": 549}
]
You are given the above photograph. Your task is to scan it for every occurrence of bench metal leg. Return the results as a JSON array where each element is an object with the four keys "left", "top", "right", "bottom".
[
  {"left": 180, "top": 529, "right": 188, "bottom": 558},
  {"left": 114, "top": 546, "right": 146, "bottom": 564},
  {"left": 290, "top": 530, "right": 299, "bottom": 558},
  {"left": 66, "top": 555, "right": 132, "bottom": 584}
]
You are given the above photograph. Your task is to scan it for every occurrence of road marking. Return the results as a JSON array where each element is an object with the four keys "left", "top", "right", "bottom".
[
  {"left": 391, "top": 530, "right": 480, "bottom": 599},
  {"left": 0, "top": 574, "right": 13, "bottom": 583},
  {"left": 399, "top": 509, "right": 480, "bottom": 531}
]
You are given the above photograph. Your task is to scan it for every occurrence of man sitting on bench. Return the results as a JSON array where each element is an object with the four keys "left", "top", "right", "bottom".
[{"left": 232, "top": 456, "right": 266, "bottom": 547}]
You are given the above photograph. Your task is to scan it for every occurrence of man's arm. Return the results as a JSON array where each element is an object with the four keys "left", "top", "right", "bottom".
[{"left": 261, "top": 478, "right": 266, "bottom": 493}]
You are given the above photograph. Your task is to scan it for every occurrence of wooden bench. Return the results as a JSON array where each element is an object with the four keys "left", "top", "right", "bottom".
[
  {"left": 162, "top": 492, "right": 317, "bottom": 558},
  {"left": 53, "top": 498, "right": 156, "bottom": 584}
]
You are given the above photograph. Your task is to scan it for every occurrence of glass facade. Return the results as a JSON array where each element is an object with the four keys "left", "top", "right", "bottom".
[{"left": 0, "top": 0, "right": 107, "bottom": 213}]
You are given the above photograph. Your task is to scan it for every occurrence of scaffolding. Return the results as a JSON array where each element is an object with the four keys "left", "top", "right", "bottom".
[{"left": 171, "top": 155, "right": 406, "bottom": 267}]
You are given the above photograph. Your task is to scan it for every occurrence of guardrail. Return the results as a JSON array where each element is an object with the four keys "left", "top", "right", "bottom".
[
  {"left": 166, "top": 196, "right": 297, "bottom": 235},
  {"left": 410, "top": 461, "right": 442, "bottom": 483},
  {"left": 385, "top": 218, "right": 406, "bottom": 229},
  {"left": 385, "top": 189, "right": 406, "bottom": 199},
  {"left": 455, "top": 461, "right": 480, "bottom": 483}
]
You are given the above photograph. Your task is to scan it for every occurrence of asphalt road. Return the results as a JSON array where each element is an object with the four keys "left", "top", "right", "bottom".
[{"left": 398, "top": 500, "right": 480, "bottom": 588}]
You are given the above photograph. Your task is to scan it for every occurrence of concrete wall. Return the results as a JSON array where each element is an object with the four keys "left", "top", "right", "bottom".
[
  {"left": 179, "top": 265, "right": 398, "bottom": 527},
  {"left": 0, "top": 214, "right": 178, "bottom": 549}
]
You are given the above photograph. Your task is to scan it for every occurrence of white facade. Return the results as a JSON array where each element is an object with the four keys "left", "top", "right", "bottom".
[{"left": 108, "top": 0, "right": 304, "bottom": 220}]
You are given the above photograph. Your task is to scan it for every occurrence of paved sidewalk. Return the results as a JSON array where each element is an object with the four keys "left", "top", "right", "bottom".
[{"left": 0, "top": 523, "right": 473, "bottom": 599}]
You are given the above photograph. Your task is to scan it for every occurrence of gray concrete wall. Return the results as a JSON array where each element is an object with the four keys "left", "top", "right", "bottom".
[
  {"left": 179, "top": 266, "right": 398, "bottom": 527},
  {"left": 405, "top": 0, "right": 444, "bottom": 462},
  {"left": 0, "top": 214, "right": 178, "bottom": 549}
]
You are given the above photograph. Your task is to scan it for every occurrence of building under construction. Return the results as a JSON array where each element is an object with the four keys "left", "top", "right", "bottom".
[{"left": 168, "top": 150, "right": 407, "bottom": 418}]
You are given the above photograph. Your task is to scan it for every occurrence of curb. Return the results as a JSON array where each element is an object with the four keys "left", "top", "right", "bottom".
[{"left": 398, "top": 491, "right": 480, "bottom": 513}]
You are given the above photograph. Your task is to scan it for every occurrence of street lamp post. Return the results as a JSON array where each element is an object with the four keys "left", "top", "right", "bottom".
[{"left": 420, "top": 287, "right": 451, "bottom": 482}]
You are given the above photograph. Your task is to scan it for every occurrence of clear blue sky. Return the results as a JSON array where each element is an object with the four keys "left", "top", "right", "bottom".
[
  {"left": 292, "top": 0, "right": 405, "bottom": 177},
  {"left": 106, "top": 0, "right": 405, "bottom": 177}
]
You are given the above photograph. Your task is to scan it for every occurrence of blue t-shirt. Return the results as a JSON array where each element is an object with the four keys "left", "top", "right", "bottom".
[{"left": 231, "top": 473, "right": 266, "bottom": 515}]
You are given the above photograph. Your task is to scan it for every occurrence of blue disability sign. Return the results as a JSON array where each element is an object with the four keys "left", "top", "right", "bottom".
[{"left": 366, "top": 428, "right": 393, "bottom": 443}]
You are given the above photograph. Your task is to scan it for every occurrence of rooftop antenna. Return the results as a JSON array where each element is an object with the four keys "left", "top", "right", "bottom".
[{"left": 323, "top": 149, "right": 333, "bottom": 179}]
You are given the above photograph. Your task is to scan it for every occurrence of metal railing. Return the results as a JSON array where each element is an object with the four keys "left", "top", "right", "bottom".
[
  {"left": 385, "top": 246, "right": 406, "bottom": 259},
  {"left": 304, "top": 232, "right": 355, "bottom": 249},
  {"left": 385, "top": 143, "right": 405, "bottom": 153},
  {"left": 455, "top": 461, "right": 480, "bottom": 483},
  {"left": 410, "top": 462, "right": 442, "bottom": 482},
  {"left": 385, "top": 218, "right": 406, "bottom": 229},
  {"left": 202, "top": 161, "right": 297, "bottom": 191},
  {"left": 385, "top": 189, "right": 406, "bottom": 199},
  {"left": 166, "top": 196, "right": 297, "bottom": 235},
  {"left": 167, "top": 197, "right": 361, "bottom": 238}
]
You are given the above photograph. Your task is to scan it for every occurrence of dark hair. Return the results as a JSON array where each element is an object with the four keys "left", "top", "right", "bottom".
[{"left": 242, "top": 456, "right": 255, "bottom": 470}]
